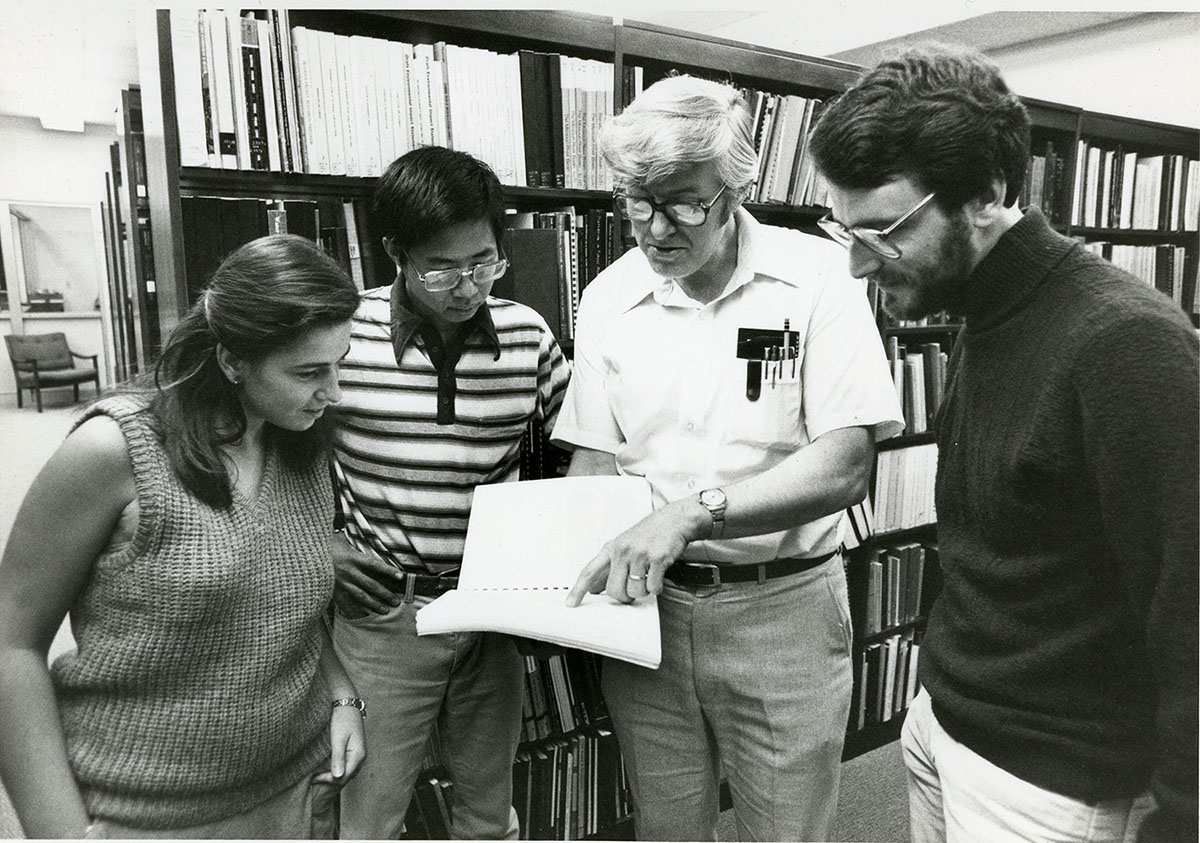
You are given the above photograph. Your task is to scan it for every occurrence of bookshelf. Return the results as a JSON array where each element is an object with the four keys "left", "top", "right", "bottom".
[
  {"left": 132, "top": 7, "right": 1200, "bottom": 833},
  {"left": 1069, "top": 112, "right": 1200, "bottom": 319},
  {"left": 140, "top": 8, "right": 624, "bottom": 350},
  {"left": 101, "top": 86, "right": 160, "bottom": 375},
  {"left": 1018, "top": 100, "right": 1200, "bottom": 323},
  {"left": 1021, "top": 98, "right": 1083, "bottom": 229}
]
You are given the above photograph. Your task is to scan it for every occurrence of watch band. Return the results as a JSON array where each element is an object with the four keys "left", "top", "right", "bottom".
[
  {"left": 698, "top": 488, "right": 727, "bottom": 540},
  {"left": 332, "top": 697, "right": 367, "bottom": 717}
]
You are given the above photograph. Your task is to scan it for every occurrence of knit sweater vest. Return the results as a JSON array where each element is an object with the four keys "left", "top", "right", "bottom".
[
  {"left": 925, "top": 208, "right": 1198, "bottom": 815},
  {"left": 51, "top": 396, "right": 335, "bottom": 829}
]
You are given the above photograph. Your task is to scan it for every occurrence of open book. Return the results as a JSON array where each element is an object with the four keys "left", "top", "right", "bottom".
[{"left": 415, "top": 475, "right": 661, "bottom": 669}]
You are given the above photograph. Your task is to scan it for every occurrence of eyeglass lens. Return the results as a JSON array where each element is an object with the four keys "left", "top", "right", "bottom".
[
  {"left": 423, "top": 260, "right": 507, "bottom": 292},
  {"left": 817, "top": 217, "right": 903, "bottom": 259},
  {"left": 622, "top": 198, "right": 708, "bottom": 226}
]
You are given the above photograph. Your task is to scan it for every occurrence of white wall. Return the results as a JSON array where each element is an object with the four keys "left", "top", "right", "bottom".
[
  {"left": 0, "top": 116, "right": 116, "bottom": 205},
  {"left": 993, "top": 13, "right": 1200, "bottom": 128}
]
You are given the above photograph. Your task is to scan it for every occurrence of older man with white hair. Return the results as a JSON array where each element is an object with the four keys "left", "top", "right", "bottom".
[{"left": 552, "top": 74, "right": 903, "bottom": 841}]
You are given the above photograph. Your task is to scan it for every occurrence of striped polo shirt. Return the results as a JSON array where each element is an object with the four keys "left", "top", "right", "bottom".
[{"left": 333, "top": 282, "right": 570, "bottom": 574}]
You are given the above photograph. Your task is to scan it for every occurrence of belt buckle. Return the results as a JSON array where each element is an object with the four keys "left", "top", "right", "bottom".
[
  {"left": 435, "top": 569, "right": 459, "bottom": 595},
  {"left": 689, "top": 562, "right": 721, "bottom": 587}
]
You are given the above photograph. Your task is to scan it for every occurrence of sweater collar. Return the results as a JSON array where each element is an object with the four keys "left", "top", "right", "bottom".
[{"left": 956, "top": 206, "right": 1076, "bottom": 330}]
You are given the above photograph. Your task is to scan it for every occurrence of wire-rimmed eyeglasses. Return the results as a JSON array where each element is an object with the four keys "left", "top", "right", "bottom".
[
  {"left": 817, "top": 192, "right": 937, "bottom": 260},
  {"left": 401, "top": 250, "right": 509, "bottom": 292}
]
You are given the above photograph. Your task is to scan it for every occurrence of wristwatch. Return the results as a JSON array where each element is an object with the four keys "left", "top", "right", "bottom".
[{"left": 698, "top": 488, "right": 728, "bottom": 540}]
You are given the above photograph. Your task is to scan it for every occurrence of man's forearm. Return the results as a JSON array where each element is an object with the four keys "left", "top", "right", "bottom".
[
  {"left": 716, "top": 425, "right": 874, "bottom": 540},
  {"left": 566, "top": 447, "right": 618, "bottom": 477}
]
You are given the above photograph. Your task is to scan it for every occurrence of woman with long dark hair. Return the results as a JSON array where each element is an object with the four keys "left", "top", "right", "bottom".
[{"left": 0, "top": 234, "right": 365, "bottom": 838}]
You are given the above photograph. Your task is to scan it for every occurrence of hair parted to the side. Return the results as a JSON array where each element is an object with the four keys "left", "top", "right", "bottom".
[
  {"left": 371, "top": 146, "right": 506, "bottom": 255},
  {"left": 600, "top": 74, "right": 759, "bottom": 193},
  {"left": 143, "top": 233, "right": 360, "bottom": 509},
  {"left": 808, "top": 42, "right": 1031, "bottom": 209}
]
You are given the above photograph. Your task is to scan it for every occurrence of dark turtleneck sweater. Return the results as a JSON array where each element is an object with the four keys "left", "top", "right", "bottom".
[{"left": 925, "top": 207, "right": 1197, "bottom": 840}]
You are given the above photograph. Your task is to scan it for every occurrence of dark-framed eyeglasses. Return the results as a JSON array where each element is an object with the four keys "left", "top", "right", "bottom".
[
  {"left": 401, "top": 250, "right": 508, "bottom": 293},
  {"left": 614, "top": 183, "right": 730, "bottom": 227},
  {"left": 817, "top": 192, "right": 937, "bottom": 260}
]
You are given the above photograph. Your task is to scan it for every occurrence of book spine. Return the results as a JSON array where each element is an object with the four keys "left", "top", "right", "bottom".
[
  {"left": 318, "top": 30, "right": 346, "bottom": 175},
  {"left": 255, "top": 18, "right": 282, "bottom": 172},
  {"left": 169, "top": 9, "right": 208, "bottom": 168},
  {"left": 335, "top": 34, "right": 359, "bottom": 178},
  {"left": 238, "top": 16, "right": 269, "bottom": 171},
  {"left": 196, "top": 12, "right": 220, "bottom": 168},
  {"left": 205, "top": 10, "right": 238, "bottom": 168}
]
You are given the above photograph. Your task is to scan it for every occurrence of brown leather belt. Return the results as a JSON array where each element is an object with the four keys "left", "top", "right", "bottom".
[{"left": 664, "top": 551, "right": 838, "bottom": 588}]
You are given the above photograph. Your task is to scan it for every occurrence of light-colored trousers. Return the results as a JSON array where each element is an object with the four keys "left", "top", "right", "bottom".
[
  {"left": 333, "top": 596, "right": 524, "bottom": 840},
  {"left": 902, "top": 689, "right": 1155, "bottom": 843},
  {"left": 602, "top": 557, "right": 854, "bottom": 842}
]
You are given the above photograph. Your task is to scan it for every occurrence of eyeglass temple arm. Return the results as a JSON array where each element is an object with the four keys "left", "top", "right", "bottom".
[{"left": 882, "top": 192, "right": 937, "bottom": 235}]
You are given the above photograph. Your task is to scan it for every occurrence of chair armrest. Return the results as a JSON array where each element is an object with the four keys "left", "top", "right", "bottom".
[
  {"left": 12, "top": 359, "right": 41, "bottom": 374},
  {"left": 69, "top": 351, "right": 98, "bottom": 366}
]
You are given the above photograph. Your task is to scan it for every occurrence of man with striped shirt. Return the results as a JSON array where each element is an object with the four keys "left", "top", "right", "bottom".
[{"left": 329, "top": 147, "right": 570, "bottom": 839}]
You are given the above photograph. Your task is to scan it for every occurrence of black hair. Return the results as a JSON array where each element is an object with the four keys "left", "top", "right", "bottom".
[
  {"left": 371, "top": 146, "right": 507, "bottom": 254},
  {"left": 809, "top": 43, "right": 1031, "bottom": 209}
]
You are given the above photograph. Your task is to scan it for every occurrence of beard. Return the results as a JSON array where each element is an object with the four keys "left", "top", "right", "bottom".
[{"left": 876, "top": 212, "right": 973, "bottom": 321}]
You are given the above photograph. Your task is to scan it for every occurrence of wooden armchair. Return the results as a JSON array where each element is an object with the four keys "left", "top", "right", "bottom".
[{"left": 5, "top": 332, "right": 101, "bottom": 412}]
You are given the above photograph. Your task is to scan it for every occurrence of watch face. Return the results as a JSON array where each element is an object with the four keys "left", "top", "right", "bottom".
[{"left": 700, "top": 488, "right": 726, "bottom": 508}]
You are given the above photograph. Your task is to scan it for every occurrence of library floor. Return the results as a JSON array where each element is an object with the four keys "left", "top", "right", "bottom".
[{"left": 0, "top": 390, "right": 910, "bottom": 842}]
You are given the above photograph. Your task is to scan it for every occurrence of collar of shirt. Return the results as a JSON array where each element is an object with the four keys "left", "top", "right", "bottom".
[
  {"left": 610, "top": 208, "right": 802, "bottom": 314},
  {"left": 388, "top": 277, "right": 502, "bottom": 365}
]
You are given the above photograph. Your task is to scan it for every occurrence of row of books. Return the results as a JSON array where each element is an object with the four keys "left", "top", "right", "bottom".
[
  {"left": 178, "top": 195, "right": 392, "bottom": 303},
  {"left": 1084, "top": 240, "right": 1198, "bottom": 315},
  {"left": 513, "top": 728, "right": 632, "bottom": 840},
  {"left": 848, "top": 541, "right": 931, "bottom": 638},
  {"left": 169, "top": 9, "right": 637, "bottom": 190},
  {"left": 873, "top": 443, "right": 938, "bottom": 535},
  {"left": 501, "top": 208, "right": 619, "bottom": 341},
  {"left": 402, "top": 727, "right": 632, "bottom": 841},
  {"left": 1020, "top": 139, "right": 1068, "bottom": 223},
  {"left": 886, "top": 337, "right": 949, "bottom": 435},
  {"left": 520, "top": 652, "right": 610, "bottom": 744},
  {"left": 745, "top": 90, "right": 828, "bottom": 207},
  {"left": 516, "top": 51, "right": 629, "bottom": 191},
  {"left": 850, "top": 629, "right": 922, "bottom": 731},
  {"left": 1070, "top": 141, "right": 1199, "bottom": 232}
]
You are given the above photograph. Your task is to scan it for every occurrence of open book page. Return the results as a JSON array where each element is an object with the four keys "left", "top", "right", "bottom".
[{"left": 415, "top": 475, "right": 661, "bottom": 668}]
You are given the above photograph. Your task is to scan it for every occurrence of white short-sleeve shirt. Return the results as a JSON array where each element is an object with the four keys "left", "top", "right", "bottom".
[{"left": 552, "top": 209, "right": 904, "bottom": 563}]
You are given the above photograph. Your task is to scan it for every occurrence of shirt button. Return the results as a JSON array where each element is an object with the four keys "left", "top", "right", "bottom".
[
  {"left": 440, "top": 397, "right": 450, "bottom": 405},
  {"left": 686, "top": 422, "right": 694, "bottom": 431},
  {"left": 687, "top": 480, "right": 696, "bottom": 489}
]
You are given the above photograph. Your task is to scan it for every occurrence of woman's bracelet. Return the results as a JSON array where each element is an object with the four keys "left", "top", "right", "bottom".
[{"left": 331, "top": 697, "right": 367, "bottom": 718}]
